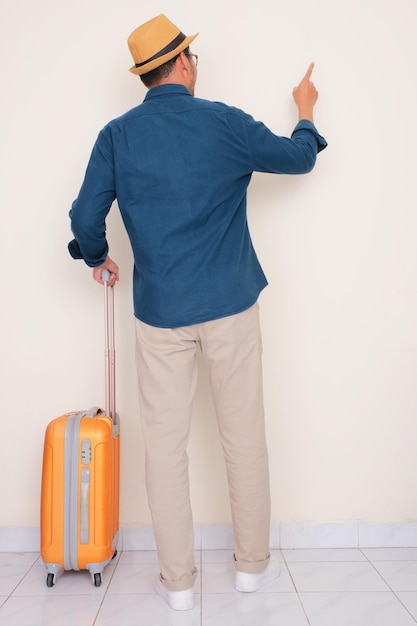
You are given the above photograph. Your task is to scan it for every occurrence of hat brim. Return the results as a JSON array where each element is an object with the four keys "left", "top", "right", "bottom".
[{"left": 129, "top": 33, "right": 198, "bottom": 76}]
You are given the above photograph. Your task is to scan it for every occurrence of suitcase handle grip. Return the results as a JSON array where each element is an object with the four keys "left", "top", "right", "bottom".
[{"left": 101, "top": 269, "right": 110, "bottom": 282}]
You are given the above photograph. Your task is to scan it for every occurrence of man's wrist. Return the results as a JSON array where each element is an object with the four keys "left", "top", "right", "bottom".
[{"left": 297, "top": 107, "right": 314, "bottom": 122}]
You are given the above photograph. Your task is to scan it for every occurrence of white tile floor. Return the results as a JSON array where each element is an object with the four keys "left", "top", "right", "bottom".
[{"left": 1, "top": 548, "right": 417, "bottom": 625}]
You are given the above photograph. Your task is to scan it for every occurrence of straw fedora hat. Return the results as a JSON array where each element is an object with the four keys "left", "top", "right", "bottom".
[{"left": 128, "top": 14, "right": 198, "bottom": 76}]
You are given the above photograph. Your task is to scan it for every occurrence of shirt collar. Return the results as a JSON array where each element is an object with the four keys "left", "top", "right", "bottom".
[{"left": 144, "top": 84, "right": 193, "bottom": 101}]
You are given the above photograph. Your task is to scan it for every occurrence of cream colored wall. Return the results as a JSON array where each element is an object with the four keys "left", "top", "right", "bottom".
[{"left": 1, "top": 0, "right": 416, "bottom": 530}]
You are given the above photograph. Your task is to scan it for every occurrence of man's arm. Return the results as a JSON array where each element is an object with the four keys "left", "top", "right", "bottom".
[{"left": 69, "top": 129, "right": 120, "bottom": 285}]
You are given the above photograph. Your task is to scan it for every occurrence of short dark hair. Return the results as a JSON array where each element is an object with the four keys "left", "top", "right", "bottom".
[{"left": 140, "top": 47, "right": 190, "bottom": 88}]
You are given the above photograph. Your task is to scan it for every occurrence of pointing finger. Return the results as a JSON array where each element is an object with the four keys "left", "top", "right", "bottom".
[{"left": 304, "top": 62, "right": 315, "bottom": 81}]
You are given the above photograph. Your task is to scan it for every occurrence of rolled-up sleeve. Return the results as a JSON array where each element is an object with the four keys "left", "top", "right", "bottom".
[
  {"left": 253, "top": 119, "right": 327, "bottom": 174},
  {"left": 68, "top": 128, "right": 116, "bottom": 267},
  {"left": 226, "top": 108, "right": 327, "bottom": 175}
]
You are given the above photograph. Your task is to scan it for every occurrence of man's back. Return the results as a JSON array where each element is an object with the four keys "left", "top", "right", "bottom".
[{"left": 71, "top": 83, "right": 324, "bottom": 327}]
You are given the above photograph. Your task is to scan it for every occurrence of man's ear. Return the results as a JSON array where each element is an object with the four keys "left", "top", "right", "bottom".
[{"left": 177, "top": 51, "right": 191, "bottom": 74}]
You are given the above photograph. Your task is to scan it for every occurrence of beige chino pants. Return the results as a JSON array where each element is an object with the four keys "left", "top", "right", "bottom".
[{"left": 135, "top": 303, "right": 271, "bottom": 591}]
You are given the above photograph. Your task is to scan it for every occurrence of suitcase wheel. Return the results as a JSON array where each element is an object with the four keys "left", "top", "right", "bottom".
[
  {"left": 112, "top": 550, "right": 118, "bottom": 560},
  {"left": 93, "top": 573, "right": 102, "bottom": 587},
  {"left": 46, "top": 573, "right": 55, "bottom": 588}
]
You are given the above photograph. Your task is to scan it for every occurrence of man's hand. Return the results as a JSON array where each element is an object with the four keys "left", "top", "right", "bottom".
[
  {"left": 92, "top": 256, "right": 120, "bottom": 287},
  {"left": 292, "top": 62, "right": 319, "bottom": 122}
]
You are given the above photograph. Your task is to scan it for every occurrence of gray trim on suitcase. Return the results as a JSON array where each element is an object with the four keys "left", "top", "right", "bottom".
[
  {"left": 86, "top": 406, "right": 119, "bottom": 437},
  {"left": 113, "top": 412, "right": 120, "bottom": 438},
  {"left": 86, "top": 406, "right": 101, "bottom": 417},
  {"left": 64, "top": 411, "right": 85, "bottom": 570},
  {"left": 80, "top": 467, "right": 90, "bottom": 544}
]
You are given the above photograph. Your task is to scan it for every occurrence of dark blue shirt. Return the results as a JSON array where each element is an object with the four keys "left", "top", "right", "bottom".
[{"left": 69, "top": 84, "right": 327, "bottom": 328}]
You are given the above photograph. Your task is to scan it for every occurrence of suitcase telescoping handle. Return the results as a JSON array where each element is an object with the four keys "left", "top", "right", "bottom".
[{"left": 101, "top": 269, "right": 116, "bottom": 420}]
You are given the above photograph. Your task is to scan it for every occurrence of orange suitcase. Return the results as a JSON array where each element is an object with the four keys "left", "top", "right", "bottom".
[{"left": 40, "top": 271, "right": 120, "bottom": 587}]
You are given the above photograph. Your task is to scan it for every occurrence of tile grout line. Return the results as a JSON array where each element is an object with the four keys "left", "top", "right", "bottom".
[
  {"left": 281, "top": 550, "right": 313, "bottom": 626},
  {"left": 348, "top": 548, "right": 417, "bottom": 624},
  {"left": 2, "top": 555, "right": 42, "bottom": 606},
  {"left": 282, "top": 547, "right": 417, "bottom": 625},
  {"left": 360, "top": 550, "right": 417, "bottom": 625},
  {"left": 92, "top": 552, "right": 121, "bottom": 626}
]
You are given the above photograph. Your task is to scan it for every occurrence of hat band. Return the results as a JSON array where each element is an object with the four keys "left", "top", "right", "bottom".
[{"left": 135, "top": 32, "right": 186, "bottom": 68}]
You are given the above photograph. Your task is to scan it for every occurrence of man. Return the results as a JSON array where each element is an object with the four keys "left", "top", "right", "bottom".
[{"left": 69, "top": 14, "right": 327, "bottom": 611}]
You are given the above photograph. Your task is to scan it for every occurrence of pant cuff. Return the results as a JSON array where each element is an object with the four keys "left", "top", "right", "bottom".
[
  {"left": 234, "top": 552, "right": 271, "bottom": 574},
  {"left": 160, "top": 567, "right": 198, "bottom": 592}
]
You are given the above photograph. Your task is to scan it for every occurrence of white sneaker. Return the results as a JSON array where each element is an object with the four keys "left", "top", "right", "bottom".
[
  {"left": 235, "top": 558, "right": 281, "bottom": 593},
  {"left": 154, "top": 577, "right": 194, "bottom": 611}
]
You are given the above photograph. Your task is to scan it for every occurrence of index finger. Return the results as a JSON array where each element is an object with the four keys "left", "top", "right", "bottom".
[{"left": 303, "top": 62, "right": 315, "bottom": 81}]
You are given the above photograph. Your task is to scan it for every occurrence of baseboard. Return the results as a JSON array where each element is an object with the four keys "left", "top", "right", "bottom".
[
  {"left": 2, "top": 521, "right": 417, "bottom": 552},
  {"left": 0, "top": 527, "right": 41, "bottom": 553}
]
